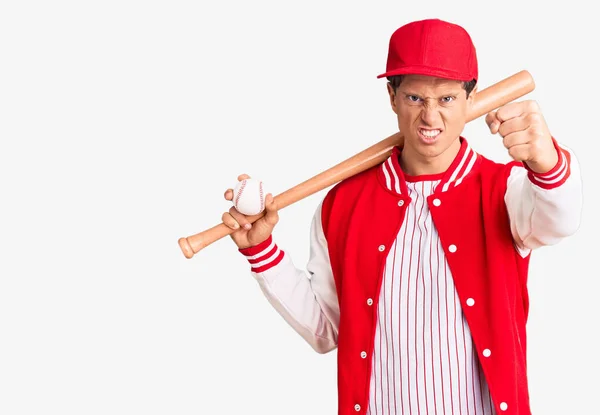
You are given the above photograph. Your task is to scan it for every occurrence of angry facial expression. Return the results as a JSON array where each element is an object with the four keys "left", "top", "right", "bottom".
[{"left": 387, "top": 74, "right": 475, "bottom": 167}]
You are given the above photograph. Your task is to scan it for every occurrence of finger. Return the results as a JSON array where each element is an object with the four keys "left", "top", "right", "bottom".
[
  {"left": 485, "top": 111, "right": 501, "bottom": 134},
  {"left": 498, "top": 114, "right": 529, "bottom": 138},
  {"left": 485, "top": 110, "right": 497, "bottom": 127},
  {"left": 263, "top": 193, "right": 279, "bottom": 226},
  {"left": 238, "top": 174, "right": 251, "bottom": 181},
  {"left": 229, "top": 206, "right": 252, "bottom": 230},
  {"left": 496, "top": 100, "right": 539, "bottom": 123},
  {"left": 503, "top": 130, "right": 531, "bottom": 150},
  {"left": 495, "top": 101, "right": 526, "bottom": 123},
  {"left": 224, "top": 189, "right": 233, "bottom": 200},
  {"left": 221, "top": 212, "right": 240, "bottom": 230},
  {"left": 506, "top": 143, "right": 531, "bottom": 162}
]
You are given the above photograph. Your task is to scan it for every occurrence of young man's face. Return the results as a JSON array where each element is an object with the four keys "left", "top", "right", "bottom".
[{"left": 387, "top": 74, "right": 475, "bottom": 160}]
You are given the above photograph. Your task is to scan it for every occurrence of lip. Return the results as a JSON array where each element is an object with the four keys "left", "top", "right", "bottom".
[{"left": 417, "top": 128, "right": 443, "bottom": 144}]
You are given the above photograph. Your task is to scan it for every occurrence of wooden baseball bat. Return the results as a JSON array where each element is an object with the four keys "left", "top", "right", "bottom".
[{"left": 179, "top": 70, "right": 535, "bottom": 258}]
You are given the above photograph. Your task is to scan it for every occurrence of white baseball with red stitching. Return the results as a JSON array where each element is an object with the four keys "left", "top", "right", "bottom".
[{"left": 232, "top": 178, "right": 266, "bottom": 216}]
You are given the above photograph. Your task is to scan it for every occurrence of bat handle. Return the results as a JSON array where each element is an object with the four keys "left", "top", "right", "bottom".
[
  {"left": 178, "top": 224, "right": 230, "bottom": 259},
  {"left": 178, "top": 211, "right": 267, "bottom": 258}
]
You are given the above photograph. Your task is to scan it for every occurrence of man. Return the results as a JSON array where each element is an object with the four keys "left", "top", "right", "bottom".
[{"left": 221, "top": 18, "right": 582, "bottom": 414}]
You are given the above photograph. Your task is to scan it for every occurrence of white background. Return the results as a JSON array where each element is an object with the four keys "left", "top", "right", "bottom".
[{"left": 0, "top": 1, "right": 598, "bottom": 414}]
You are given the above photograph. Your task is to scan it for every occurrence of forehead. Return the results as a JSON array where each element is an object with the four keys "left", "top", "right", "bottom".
[{"left": 398, "top": 74, "right": 463, "bottom": 93}]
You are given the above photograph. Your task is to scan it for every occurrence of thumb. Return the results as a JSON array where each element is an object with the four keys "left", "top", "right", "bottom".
[
  {"left": 485, "top": 110, "right": 500, "bottom": 134},
  {"left": 263, "top": 193, "right": 279, "bottom": 226}
]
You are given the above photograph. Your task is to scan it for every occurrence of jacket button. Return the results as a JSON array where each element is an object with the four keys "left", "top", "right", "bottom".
[
  {"left": 360, "top": 351, "right": 367, "bottom": 358},
  {"left": 398, "top": 200, "right": 404, "bottom": 206},
  {"left": 483, "top": 349, "right": 491, "bottom": 357},
  {"left": 449, "top": 244, "right": 457, "bottom": 253},
  {"left": 433, "top": 198, "right": 441, "bottom": 206},
  {"left": 466, "top": 298, "right": 475, "bottom": 306},
  {"left": 354, "top": 404, "right": 361, "bottom": 411},
  {"left": 500, "top": 402, "right": 508, "bottom": 411},
  {"left": 367, "top": 298, "right": 373, "bottom": 306},
  {"left": 378, "top": 245, "right": 385, "bottom": 252}
]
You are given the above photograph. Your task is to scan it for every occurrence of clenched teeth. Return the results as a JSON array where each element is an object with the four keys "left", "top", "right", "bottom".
[{"left": 420, "top": 129, "right": 441, "bottom": 137}]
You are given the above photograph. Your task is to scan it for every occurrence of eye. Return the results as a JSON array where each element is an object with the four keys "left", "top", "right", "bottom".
[
  {"left": 407, "top": 95, "right": 421, "bottom": 102},
  {"left": 441, "top": 96, "right": 455, "bottom": 103}
]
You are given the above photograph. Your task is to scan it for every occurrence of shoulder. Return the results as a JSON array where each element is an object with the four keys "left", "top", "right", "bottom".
[
  {"left": 320, "top": 163, "right": 381, "bottom": 230},
  {"left": 324, "top": 163, "right": 379, "bottom": 202}
]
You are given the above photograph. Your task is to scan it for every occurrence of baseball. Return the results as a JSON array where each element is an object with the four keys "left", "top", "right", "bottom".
[{"left": 232, "top": 178, "right": 267, "bottom": 216}]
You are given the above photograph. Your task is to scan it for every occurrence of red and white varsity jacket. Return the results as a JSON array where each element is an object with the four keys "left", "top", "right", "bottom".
[{"left": 239, "top": 137, "right": 582, "bottom": 414}]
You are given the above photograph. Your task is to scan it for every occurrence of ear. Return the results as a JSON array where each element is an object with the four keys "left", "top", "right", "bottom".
[
  {"left": 387, "top": 83, "right": 398, "bottom": 114},
  {"left": 468, "top": 85, "right": 477, "bottom": 101},
  {"left": 466, "top": 85, "right": 477, "bottom": 109}
]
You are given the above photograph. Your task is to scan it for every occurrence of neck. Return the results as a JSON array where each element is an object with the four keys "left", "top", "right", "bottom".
[{"left": 399, "top": 138, "right": 462, "bottom": 176}]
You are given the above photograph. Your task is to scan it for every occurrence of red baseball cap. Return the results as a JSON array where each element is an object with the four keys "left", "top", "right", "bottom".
[{"left": 377, "top": 18, "right": 478, "bottom": 82}]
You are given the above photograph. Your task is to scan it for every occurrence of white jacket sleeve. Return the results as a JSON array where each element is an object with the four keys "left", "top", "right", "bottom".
[
  {"left": 238, "top": 199, "right": 340, "bottom": 354},
  {"left": 505, "top": 139, "right": 583, "bottom": 256}
]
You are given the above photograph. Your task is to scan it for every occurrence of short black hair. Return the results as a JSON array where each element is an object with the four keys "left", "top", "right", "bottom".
[{"left": 387, "top": 75, "right": 477, "bottom": 98}]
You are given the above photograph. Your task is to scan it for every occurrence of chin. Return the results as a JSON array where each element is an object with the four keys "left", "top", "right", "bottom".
[
  {"left": 406, "top": 133, "right": 453, "bottom": 157},
  {"left": 417, "top": 145, "right": 445, "bottom": 159}
]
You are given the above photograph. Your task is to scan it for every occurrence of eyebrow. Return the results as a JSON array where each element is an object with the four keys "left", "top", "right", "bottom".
[{"left": 401, "top": 91, "right": 460, "bottom": 98}]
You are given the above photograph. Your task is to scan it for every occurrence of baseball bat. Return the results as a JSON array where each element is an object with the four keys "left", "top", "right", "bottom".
[{"left": 179, "top": 70, "right": 535, "bottom": 258}]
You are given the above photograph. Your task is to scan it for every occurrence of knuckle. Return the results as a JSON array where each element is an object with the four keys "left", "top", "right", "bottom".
[
  {"left": 495, "top": 109, "right": 505, "bottom": 122},
  {"left": 526, "top": 112, "right": 541, "bottom": 124},
  {"left": 529, "top": 126, "right": 544, "bottom": 140},
  {"left": 527, "top": 100, "right": 540, "bottom": 112},
  {"left": 268, "top": 213, "right": 279, "bottom": 226}
]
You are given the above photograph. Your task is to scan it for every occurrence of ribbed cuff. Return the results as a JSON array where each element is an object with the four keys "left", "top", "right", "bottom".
[
  {"left": 525, "top": 137, "right": 571, "bottom": 189},
  {"left": 238, "top": 235, "right": 285, "bottom": 273}
]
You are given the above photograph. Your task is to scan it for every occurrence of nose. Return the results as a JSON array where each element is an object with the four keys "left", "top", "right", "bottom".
[{"left": 420, "top": 103, "right": 441, "bottom": 126}]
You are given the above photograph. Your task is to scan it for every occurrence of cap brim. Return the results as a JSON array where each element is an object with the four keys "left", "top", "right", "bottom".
[{"left": 376, "top": 65, "right": 475, "bottom": 82}]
